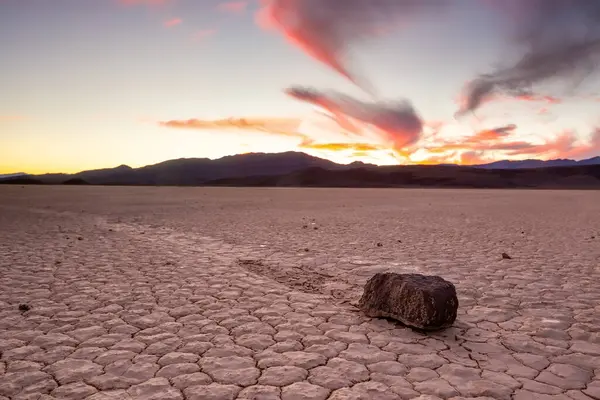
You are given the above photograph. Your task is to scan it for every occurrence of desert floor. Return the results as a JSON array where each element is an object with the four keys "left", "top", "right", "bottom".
[{"left": 1, "top": 186, "right": 599, "bottom": 400}]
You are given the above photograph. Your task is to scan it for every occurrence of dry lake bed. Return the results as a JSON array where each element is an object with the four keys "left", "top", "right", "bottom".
[{"left": 1, "top": 186, "right": 599, "bottom": 400}]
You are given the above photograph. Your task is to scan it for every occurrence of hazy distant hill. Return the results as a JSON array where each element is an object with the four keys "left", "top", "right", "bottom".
[
  {"left": 1, "top": 152, "right": 599, "bottom": 188},
  {"left": 0, "top": 173, "right": 27, "bottom": 180},
  {"left": 474, "top": 156, "right": 600, "bottom": 169},
  {"left": 206, "top": 164, "right": 600, "bottom": 189}
]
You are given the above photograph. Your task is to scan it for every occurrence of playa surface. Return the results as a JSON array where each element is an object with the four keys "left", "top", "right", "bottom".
[{"left": 1, "top": 186, "right": 599, "bottom": 400}]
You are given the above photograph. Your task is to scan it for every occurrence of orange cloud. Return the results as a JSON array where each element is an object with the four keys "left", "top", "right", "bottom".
[
  {"left": 300, "top": 142, "right": 385, "bottom": 152},
  {"left": 159, "top": 113, "right": 600, "bottom": 165},
  {"left": 218, "top": 1, "right": 248, "bottom": 13},
  {"left": 159, "top": 117, "right": 306, "bottom": 139},
  {"left": 469, "top": 124, "right": 517, "bottom": 142},
  {"left": 159, "top": 116, "right": 392, "bottom": 157},
  {"left": 285, "top": 87, "right": 423, "bottom": 152},
  {"left": 422, "top": 125, "right": 600, "bottom": 164},
  {"left": 459, "top": 151, "right": 492, "bottom": 166},
  {"left": 164, "top": 18, "right": 182, "bottom": 28},
  {"left": 416, "top": 153, "right": 458, "bottom": 165},
  {"left": 505, "top": 129, "right": 600, "bottom": 159},
  {"left": 423, "top": 124, "right": 519, "bottom": 154}
]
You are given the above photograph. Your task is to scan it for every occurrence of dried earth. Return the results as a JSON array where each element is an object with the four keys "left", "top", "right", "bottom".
[{"left": 1, "top": 186, "right": 599, "bottom": 400}]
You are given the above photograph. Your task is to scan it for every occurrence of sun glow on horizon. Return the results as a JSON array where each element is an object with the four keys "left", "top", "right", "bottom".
[{"left": 1, "top": 1, "right": 599, "bottom": 175}]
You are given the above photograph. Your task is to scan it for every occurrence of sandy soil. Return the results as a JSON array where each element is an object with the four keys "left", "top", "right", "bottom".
[{"left": 0, "top": 186, "right": 599, "bottom": 399}]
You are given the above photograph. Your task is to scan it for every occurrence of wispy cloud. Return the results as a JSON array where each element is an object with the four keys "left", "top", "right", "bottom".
[
  {"left": 459, "top": 151, "right": 492, "bottom": 166},
  {"left": 421, "top": 125, "right": 600, "bottom": 163},
  {"left": 256, "top": 0, "right": 435, "bottom": 94},
  {"left": 467, "top": 124, "right": 517, "bottom": 142},
  {"left": 504, "top": 129, "right": 600, "bottom": 159},
  {"left": 286, "top": 87, "right": 423, "bottom": 153},
  {"left": 158, "top": 113, "right": 600, "bottom": 163},
  {"left": 218, "top": 1, "right": 248, "bottom": 13},
  {"left": 455, "top": 90, "right": 563, "bottom": 115},
  {"left": 192, "top": 29, "right": 217, "bottom": 42},
  {"left": 163, "top": 18, "right": 182, "bottom": 28},
  {"left": 117, "top": 0, "right": 173, "bottom": 6},
  {"left": 158, "top": 116, "right": 389, "bottom": 155},
  {"left": 300, "top": 142, "right": 385, "bottom": 152},
  {"left": 258, "top": 0, "right": 600, "bottom": 164},
  {"left": 457, "top": 1, "right": 600, "bottom": 115},
  {"left": 159, "top": 117, "right": 305, "bottom": 138}
]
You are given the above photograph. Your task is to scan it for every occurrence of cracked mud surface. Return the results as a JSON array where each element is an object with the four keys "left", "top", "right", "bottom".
[{"left": 1, "top": 186, "right": 599, "bottom": 400}]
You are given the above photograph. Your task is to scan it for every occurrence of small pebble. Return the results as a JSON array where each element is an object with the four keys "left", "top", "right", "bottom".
[{"left": 18, "top": 304, "right": 31, "bottom": 312}]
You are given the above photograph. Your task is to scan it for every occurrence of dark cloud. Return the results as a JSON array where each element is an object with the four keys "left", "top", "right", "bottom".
[
  {"left": 261, "top": 0, "right": 600, "bottom": 119},
  {"left": 458, "top": 0, "right": 600, "bottom": 115}
]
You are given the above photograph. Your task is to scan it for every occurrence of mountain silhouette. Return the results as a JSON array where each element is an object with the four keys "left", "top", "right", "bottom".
[
  {"left": 30, "top": 152, "right": 340, "bottom": 185},
  {"left": 473, "top": 156, "right": 600, "bottom": 169},
  {"left": 206, "top": 164, "right": 600, "bottom": 189},
  {"left": 1, "top": 152, "right": 599, "bottom": 188}
]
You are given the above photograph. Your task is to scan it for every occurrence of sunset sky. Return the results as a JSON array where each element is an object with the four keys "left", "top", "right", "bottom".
[{"left": 2, "top": 0, "right": 600, "bottom": 174}]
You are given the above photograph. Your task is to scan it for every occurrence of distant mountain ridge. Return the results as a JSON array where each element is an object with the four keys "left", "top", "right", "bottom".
[
  {"left": 0, "top": 172, "right": 27, "bottom": 179},
  {"left": 209, "top": 163, "right": 600, "bottom": 188},
  {"left": 21, "top": 152, "right": 343, "bottom": 186},
  {"left": 473, "top": 156, "right": 600, "bottom": 169},
  {"left": 0, "top": 152, "right": 599, "bottom": 188}
]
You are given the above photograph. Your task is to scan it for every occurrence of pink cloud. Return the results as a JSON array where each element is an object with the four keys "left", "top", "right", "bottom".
[
  {"left": 285, "top": 86, "right": 423, "bottom": 153},
  {"left": 118, "top": 0, "right": 172, "bottom": 5},
  {"left": 218, "top": 1, "right": 247, "bottom": 13},
  {"left": 163, "top": 18, "right": 182, "bottom": 28},
  {"left": 505, "top": 129, "right": 600, "bottom": 159},
  {"left": 192, "top": 29, "right": 217, "bottom": 42},
  {"left": 159, "top": 117, "right": 305, "bottom": 140}
]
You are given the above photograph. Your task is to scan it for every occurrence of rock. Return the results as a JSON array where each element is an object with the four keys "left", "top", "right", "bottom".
[
  {"left": 358, "top": 273, "right": 458, "bottom": 331},
  {"left": 501, "top": 252, "right": 512, "bottom": 260},
  {"left": 18, "top": 304, "right": 31, "bottom": 312}
]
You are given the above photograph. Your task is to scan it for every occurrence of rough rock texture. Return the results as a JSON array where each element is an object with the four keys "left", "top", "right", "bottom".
[{"left": 358, "top": 273, "right": 458, "bottom": 330}]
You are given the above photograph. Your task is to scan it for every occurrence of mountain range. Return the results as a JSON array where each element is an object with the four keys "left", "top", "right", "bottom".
[{"left": 1, "top": 152, "right": 599, "bottom": 189}]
